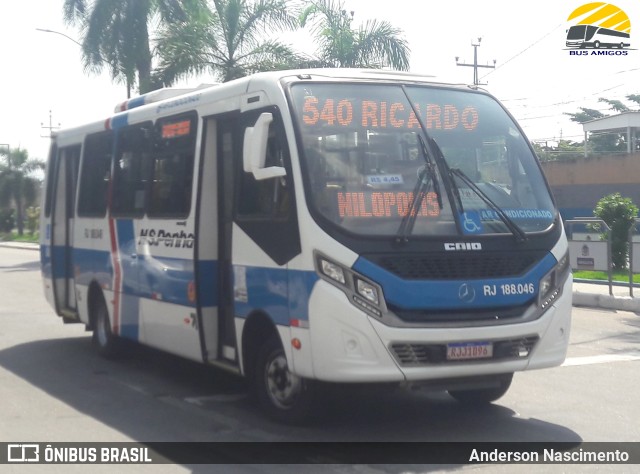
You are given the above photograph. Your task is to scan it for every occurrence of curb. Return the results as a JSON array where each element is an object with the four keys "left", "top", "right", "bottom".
[
  {"left": 0, "top": 242, "right": 39, "bottom": 251},
  {"left": 572, "top": 291, "right": 640, "bottom": 313}
]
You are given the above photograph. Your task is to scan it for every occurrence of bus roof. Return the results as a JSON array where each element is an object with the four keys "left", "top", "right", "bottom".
[{"left": 51, "top": 68, "right": 478, "bottom": 144}]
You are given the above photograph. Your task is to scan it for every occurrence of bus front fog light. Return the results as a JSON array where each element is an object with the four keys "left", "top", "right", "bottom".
[{"left": 356, "top": 279, "right": 379, "bottom": 305}]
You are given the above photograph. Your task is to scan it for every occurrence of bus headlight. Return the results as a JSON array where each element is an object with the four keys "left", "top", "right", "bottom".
[
  {"left": 538, "top": 252, "right": 570, "bottom": 310},
  {"left": 320, "top": 258, "right": 346, "bottom": 285},
  {"left": 315, "top": 252, "right": 386, "bottom": 318}
]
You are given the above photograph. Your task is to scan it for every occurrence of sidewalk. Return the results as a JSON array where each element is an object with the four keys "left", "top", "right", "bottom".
[{"left": 1, "top": 241, "right": 639, "bottom": 313}]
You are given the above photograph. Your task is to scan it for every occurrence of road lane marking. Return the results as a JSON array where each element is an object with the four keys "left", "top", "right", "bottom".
[{"left": 562, "top": 353, "right": 640, "bottom": 366}]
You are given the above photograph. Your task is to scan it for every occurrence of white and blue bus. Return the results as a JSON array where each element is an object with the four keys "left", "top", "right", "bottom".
[
  {"left": 566, "top": 24, "right": 630, "bottom": 49},
  {"left": 40, "top": 69, "right": 572, "bottom": 423}
]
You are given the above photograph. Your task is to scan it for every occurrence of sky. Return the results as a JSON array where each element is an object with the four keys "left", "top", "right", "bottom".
[{"left": 2, "top": 0, "right": 640, "bottom": 162}]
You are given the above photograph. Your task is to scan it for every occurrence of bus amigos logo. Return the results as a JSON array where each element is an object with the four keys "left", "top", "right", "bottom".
[{"left": 566, "top": 2, "right": 631, "bottom": 54}]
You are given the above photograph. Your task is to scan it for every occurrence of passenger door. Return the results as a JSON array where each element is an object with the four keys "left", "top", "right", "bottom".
[
  {"left": 198, "top": 106, "right": 300, "bottom": 365},
  {"left": 50, "top": 145, "right": 81, "bottom": 316}
]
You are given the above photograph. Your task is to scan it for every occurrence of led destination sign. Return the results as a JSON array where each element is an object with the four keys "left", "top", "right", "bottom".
[
  {"left": 302, "top": 97, "right": 479, "bottom": 131},
  {"left": 337, "top": 191, "right": 441, "bottom": 218},
  {"left": 161, "top": 119, "right": 191, "bottom": 139}
]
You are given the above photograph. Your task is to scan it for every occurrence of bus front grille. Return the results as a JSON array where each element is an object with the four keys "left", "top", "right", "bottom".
[
  {"left": 363, "top": 251, "right": 546, "bottom": 280},
  {"left": 390, "top": 336, "right": 539, "bottom": 366}
]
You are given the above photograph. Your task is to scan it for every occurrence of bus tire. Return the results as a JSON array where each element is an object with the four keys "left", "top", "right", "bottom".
[
  {"left": 92, "top": 300, "right": 120, "bottom": 358},
  {"left": 255, "top": 335, "right": 316, "bottom": 424},
  {"left": 594, "top": 41, "right": 600, "bottom": 49},
  {"left": 448, "top": 373, "right": 513, "bottom": 405}
]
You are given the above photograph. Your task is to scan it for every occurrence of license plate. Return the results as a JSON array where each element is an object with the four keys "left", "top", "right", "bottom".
[{"left": 446, "top": 341, "right": 493, "bottom": 361}]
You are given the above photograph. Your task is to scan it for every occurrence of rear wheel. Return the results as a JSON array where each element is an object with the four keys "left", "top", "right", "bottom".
[
  {"left": 255, "top": 335, "right": 316, "bottom": 424},
  {"left": 448, "top": 374, "right": 513, "bottom": 404},
  {"left": 92, "top": 299, "right": 120, "bottom": 358}
]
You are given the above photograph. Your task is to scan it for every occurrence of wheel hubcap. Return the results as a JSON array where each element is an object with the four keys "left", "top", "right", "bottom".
[{"left": 265, "top": 353, "right": 302, "bottom": 409}]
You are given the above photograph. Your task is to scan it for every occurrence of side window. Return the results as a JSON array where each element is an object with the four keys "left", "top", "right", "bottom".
[
  {"left": 237, "top": 114, "right": 290, "bottom": 220},
  {"left": 78, "top": 131, "right": 113, "bottom": 217},
  {"left": 111, "top": 123, "right": 152, "bottom": 217},
  {"left": 61, "top": 145, "right": 81, "bottom": 218},
  {"left": 148, "top": 113, "right": 197, "bottom": 218}
]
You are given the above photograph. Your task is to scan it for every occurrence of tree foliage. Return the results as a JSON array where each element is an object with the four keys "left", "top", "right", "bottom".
[
  {"left": 566, "top": 95, "right": 640, "bottom": 154},
  {"left": 154, "top": 0, "right": 303, "bottom": 84},
  {"left": 63, "top": 0, "right": 198, "bottom": 94},
  {"left": 0, "top": 148, "right": 44, "bottom": 235},
  {"left": 533, "top": 139, "right": 584, "bottom": 162},
  {"left": 299, "top": 0, "right": 410, "bottom": 70},
  {"left": 64, "top": 0, "right": 412, "bottom": 92},
  {"left": 593, "top": 193, "right": 639, "bottom": 270},
  {"left": 598, "top": 97, "right": 629, "bottom": 113}
]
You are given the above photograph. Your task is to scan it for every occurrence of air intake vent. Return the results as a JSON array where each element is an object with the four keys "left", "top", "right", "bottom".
[{"left": 363, "top": 251, "right": 546, "bottom": 280}]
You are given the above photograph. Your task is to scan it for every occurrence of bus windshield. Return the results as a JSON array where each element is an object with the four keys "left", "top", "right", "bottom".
[
  {"left": 290, "top": 82, "right": 555, "bottom": 238},
  {"left": 566, "top": 25, "right": 587, "bottom": 40}
]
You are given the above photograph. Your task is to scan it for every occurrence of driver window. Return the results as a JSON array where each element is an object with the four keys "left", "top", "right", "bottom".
[{"left": 237, "top": 115, "right": 290, "bottom": 219}]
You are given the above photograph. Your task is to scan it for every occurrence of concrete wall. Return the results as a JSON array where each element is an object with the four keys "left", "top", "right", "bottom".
[{"left": 540, "top": 153, "right": 640, "bottom": 218}]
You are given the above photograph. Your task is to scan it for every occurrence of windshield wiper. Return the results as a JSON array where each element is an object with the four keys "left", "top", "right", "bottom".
[
  {"left": 395, "top": 134, "right": 442, "bottom": 244},
  {"left": 449, "top": 167, "right": 528, "bottom": 243}
]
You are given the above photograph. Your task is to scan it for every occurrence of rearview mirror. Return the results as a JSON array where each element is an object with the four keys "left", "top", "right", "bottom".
[{"left": 243, "top": 112, "right": 286, "bottom": 180}]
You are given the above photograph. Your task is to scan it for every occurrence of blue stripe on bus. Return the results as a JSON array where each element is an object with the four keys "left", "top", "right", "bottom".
[
  {"left": 234, "top": 266, "right": 319, "bottom": 325},
  {"left": 126, "top": 96, "right": 147, "bottom": 110},
  {"left": 44, "top": 243, "right": 319, "bottom": 326},
  {"left": 137, "top": 253, "right": 196, "bottom": 307},
  {"left": 196, "top": 259, "right": 217, "bottom": 307},
  {"left": 119, "top": 293, "right": 140, "bottom": 340},
  {"left": 40, "top": 244, "right": 52, "bottom": 279},
  {"left": 73, "top": 247, "right": 112, "bottom": 289},
  {"left": 353, "top": 252, "right": 558, "bottom": 310},
  {"left": 110, "top": 113, "right": 129, "bottom": 130},
  {"left": 116, "top": 220, "right": 137, "bottom": 295},
  {"left": 49, "top": 244, "right": 214, "bottom": 308}
]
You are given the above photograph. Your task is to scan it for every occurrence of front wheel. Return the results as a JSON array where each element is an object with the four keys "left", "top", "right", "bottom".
[
  {"left": 448, "top": 374, "right": 513, "bottom": 404},
  {"left": 254, "top": 335, "right": 316, "bottom": 424}
]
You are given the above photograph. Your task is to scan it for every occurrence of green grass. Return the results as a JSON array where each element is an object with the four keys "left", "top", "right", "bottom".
[
  {"left": 0, "top": 231, "right": 39, "bottom": 243},
  {"left": 574, "top": 270, "right": 640, "bottom": 284}
]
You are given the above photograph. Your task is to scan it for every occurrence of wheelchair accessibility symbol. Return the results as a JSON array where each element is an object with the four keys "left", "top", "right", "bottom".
[{"left": 461, "top": 211, "right": 483, "bottom": 234}]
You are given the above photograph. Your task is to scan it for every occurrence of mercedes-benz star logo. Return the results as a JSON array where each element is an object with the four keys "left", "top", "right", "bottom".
[{"left": 458, "top": 283, "right": 476, "bottom": 303}]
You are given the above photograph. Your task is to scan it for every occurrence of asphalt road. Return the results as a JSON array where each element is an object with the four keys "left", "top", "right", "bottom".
[{"left": 1, "top": 246, "right": 639, "bottom": 473}]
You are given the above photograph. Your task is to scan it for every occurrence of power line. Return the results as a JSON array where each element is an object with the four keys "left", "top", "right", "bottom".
[{"left": 479, "top": 23, "right": 563, "bottom": 80}]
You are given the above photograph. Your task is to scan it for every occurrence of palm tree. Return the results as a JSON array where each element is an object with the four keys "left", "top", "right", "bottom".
[
  {"left": 63, "top": 0, "right": 198, "bottom": 95},
  {"left": 154, "top": 0, "right": 304, "bottom": 84},
  {"left": 300, "top": 0, "right": 410, "bottom": 70},
  {"left": 0, "top": 148, "right": 44, "bottom": 236}
]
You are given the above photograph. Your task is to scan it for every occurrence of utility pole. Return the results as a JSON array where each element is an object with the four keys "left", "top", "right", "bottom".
[
  {"left": 40, "top": 110, "right": 61, "bottom": 138},
  {"left": 455, "top": 38, "right": 496, "bottom": 85}
]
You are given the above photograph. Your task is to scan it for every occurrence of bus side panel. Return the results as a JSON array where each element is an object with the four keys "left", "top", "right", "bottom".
[{"left": 136, "top": 219, "right": 202, "bottom": 361}]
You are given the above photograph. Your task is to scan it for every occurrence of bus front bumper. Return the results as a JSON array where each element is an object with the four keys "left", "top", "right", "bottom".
[{"left": 298, "top": 277, "right": 572, "bottom": 384}]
